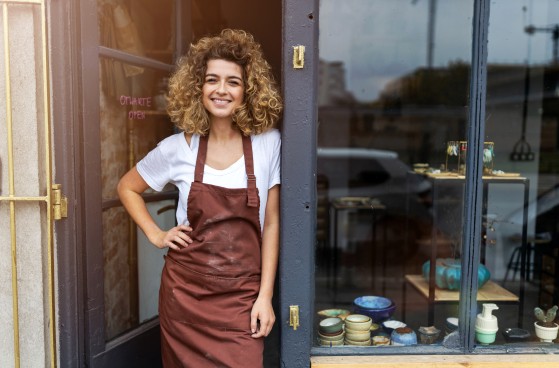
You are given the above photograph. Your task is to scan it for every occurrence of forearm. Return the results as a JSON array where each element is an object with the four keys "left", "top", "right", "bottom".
[
  {"left": 258, "top": 185, "right": 280, "bottom": 300},
  {"left": 259, "top": 221, "right": 279, "bottom": 299},
  {"left": 117, "top": 167, "right": 163, "bottom": 245}
]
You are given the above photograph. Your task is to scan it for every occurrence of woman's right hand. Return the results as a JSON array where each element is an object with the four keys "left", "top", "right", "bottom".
[{"left": 152, "top": 225, "right": 193, "bottom": 250}]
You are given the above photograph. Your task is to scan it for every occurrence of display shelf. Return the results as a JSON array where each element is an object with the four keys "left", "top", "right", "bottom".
[{"left": 405, "top": 274, "right": 519, "bottom": 302}]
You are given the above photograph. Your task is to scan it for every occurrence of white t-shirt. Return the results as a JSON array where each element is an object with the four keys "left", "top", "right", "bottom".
[{"left": 136, "top": 129, "right": 281, "bottom": 231}]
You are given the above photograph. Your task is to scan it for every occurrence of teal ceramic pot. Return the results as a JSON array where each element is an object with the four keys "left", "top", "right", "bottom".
[{"left": 422, "top": 258, "right": 491, "bottom": 291}]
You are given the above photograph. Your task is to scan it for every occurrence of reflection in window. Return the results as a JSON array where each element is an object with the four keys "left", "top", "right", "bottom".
[
  {"left": 316, "top": 0, "right": 474, "bottom": 348},
  {"left": 315, "top": 0, "right": 559, "bottom": 350},
  {"left": 98, "top": 0, "right": 175, "bottom": 64}
]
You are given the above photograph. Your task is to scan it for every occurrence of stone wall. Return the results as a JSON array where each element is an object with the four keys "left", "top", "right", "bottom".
[{"left": 0, "top": 4, "right": 52, "bottom": 368}]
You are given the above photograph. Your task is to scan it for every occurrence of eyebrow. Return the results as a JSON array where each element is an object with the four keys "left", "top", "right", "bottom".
[{"left": 205, "top": 73, "right": 243, "bottom": 81}]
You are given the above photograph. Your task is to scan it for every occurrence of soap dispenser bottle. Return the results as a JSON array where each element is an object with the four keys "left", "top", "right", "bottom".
[{"left": 475, "top": 303, "right": 499, "bottom": 344}]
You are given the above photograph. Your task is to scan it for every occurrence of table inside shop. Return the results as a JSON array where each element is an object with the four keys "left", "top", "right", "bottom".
[
  {"left": 329, "top": 198, "right": 386, "bottom": 302},
  {"left": 405, "top": 275, "right": 519, "bottom": 302},
  {"left": 404, "top": 173, "right": 529, "bottom": 326}
]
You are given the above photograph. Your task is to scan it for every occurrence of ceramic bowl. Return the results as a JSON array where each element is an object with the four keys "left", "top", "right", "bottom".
[
  {"left": 318, "top": 338, "right": 344, "bottom": 346},
  {"left": 445, "top": 317, "right": 459, "bottom": 335},
  {"left": 502, "top": 327, "right": 530, "bottom": 342},
  {"left": 317, "top": 309, "right": 351, "bottom": 320},
  {"left": 319, "top": 317, "right": 343, "bottom": 334},
  {"left": 418, "top": 326, "right": 441, "bottom": 344},
  {"left": 318, "top": 331, "right": 344, "bottom": 341},
  {"left": 345, "top": 338, "right": 371, "bottom": 346},
  {"left": 370, "top": 323, "right": 381, "bottom": 336},
  {"left": 345, "top": 329, "right": 371, "bottom": 342},
  {"left": 344, "top": 314, "right": 372, "bottom": 331},
  {"left": 372, "top": 335, "right": 390, "bottom": 346},
  {"left": 353, "top": 303, "right": 396, "bottom": 323},
  {"left": 354, "top": 296, "right": 392, "bottom": 310},
  {"left": 391, "top": 327, "right": 417, "bottom": 346},
  {"left": 382, "top": 320, "right": 406, "bottom": 335}
]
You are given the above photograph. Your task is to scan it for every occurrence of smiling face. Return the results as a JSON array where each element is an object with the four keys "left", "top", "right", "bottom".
[{"left": 202, "top": 59, "right": 245, "bottom": 123}]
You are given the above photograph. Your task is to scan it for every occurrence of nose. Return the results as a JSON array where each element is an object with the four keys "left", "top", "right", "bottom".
[{"left": 216, "top": 80, "right": 227, "bottom": 94}]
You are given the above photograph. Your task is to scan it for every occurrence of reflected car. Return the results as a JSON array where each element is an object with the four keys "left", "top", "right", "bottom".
[{"left": 317, "top": 147, "right": 431, "bottom": 217}]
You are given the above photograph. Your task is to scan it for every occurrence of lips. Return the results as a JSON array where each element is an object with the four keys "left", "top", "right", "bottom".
[{"left": 211, "top": 98, "right": 231, "bottom": 106}]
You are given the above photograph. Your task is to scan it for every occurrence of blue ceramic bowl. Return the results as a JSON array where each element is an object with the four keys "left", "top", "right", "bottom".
[
  {"left": 354, "top": 296, "right": 392, "bottom": 310},
  {"left": 391, "top": 327, "right": 417, "bottom": 346},
  {"left": 353, "top": 303, "right": 396, "bottom": 323}
]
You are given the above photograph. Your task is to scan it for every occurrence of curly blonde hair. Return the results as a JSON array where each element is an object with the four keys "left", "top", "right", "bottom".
[{"left": 166, "top": 29, "right": 283, "bottom": 135}]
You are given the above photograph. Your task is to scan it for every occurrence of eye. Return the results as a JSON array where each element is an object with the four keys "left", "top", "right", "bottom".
[{"left": 205, "top": 77, "right": 218, "bottom": 83}]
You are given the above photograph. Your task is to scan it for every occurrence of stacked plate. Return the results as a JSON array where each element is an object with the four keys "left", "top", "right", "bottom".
[
  {"left": 318, "top": 317, "right": 344, "bottom": 346},
  {"left": 353, "top": 296, "right": 396, "bottom": 323},
  {"left": 344, "top": 314, "right": 372, "bottom": 346}
]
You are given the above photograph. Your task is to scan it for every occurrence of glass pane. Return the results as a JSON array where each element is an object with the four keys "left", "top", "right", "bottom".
[
  {"left": 316, "top": 0, "right": 473, "bottom": 349},
  {"left": 481, "top": 0, "right": 559, "bottom": 346},
  {"left": 100, "top": 61, "right": 175, "bottom": 340},
  {"left": 98, "top": 0, "right": 176, "bottom": 64}
]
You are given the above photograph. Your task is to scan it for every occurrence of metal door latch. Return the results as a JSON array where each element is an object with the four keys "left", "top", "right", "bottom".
[
  {"left": 289, "top": 305, "right": 300, "bottom": 330},
  {"left": 293, "top": 45, "right": 305, "bottom": 69}
]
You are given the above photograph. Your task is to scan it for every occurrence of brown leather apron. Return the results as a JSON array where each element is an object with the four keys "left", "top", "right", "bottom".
[{"left": 159, "top": 134, "right": 263, "bottom": 368}]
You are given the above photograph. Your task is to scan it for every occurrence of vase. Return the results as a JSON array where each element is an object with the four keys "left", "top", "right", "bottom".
[
  {"left": 422, "top": 258, "right": 491, "bottom": 291},
  {"left": 534, "top": 322, "right": 559, "bottom": 342}
]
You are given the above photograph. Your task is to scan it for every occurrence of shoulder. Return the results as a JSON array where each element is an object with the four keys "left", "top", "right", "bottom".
[
  {"left": 156, "top": 132, "right": 187, "bottom": 155},
  {"left": 252, "top": 128, "right": 281, "bottom": 147}
]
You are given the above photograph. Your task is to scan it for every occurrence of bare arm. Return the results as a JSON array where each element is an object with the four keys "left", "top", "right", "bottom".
[
  {"left": 251, "top": 184, "right": 280, "bottom": 337},
  {"left": 117, "top": 167, "right": 192, "bottom": 250}
]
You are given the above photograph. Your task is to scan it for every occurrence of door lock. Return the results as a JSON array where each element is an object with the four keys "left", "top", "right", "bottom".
[{"left": 289, "top": 305, "right": 300, "bottom": 330}]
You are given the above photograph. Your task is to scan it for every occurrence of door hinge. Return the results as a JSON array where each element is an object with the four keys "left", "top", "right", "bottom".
[
  {"left": 289, "top": 305, "right": 300, "bottom": 330},
  {"left": 52, "top": 184, "right": 68, "bottom": 220},
  {"left": 292, "top": 45, "right": 305, "bottom": 69}
]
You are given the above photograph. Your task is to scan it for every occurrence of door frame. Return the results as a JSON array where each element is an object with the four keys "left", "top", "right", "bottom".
[{"left": 280, "top": 0, "right": 319, "bottom": 367}]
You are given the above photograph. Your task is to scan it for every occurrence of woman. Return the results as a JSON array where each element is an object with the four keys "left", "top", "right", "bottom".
[{"left": 118, "top": 29, "right": 282, "bottom": 367}]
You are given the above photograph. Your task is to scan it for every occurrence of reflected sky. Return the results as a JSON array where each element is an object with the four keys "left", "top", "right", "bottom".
[{"left": 320, "top": 0, "right": 559, "bottom": 102}]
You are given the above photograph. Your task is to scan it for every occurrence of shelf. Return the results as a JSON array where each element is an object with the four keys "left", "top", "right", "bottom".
[{"left": 405, "top": 274, "right": 519, "bottom": 302}]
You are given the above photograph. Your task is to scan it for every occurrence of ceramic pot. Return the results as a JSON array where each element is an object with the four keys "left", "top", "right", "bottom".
[
  {"left": 422, "top": 258, "right": 491, "bottom": 291},
  {"left": 391, "top": 327, "right": 417, "bottom": 346},
  {"left": 534, "top": 322, "right": 559, "bottom": 342}
]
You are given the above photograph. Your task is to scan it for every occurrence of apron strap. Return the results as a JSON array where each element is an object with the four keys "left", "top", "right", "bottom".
[
  {"left": 242, "top": 135, "right": 259, "bottom": 208},
  {"left": 194, "top": 134, "right": 208, "bottom": 183},
  {"left": 194, "top": 134, "right": 258, "bottom": 208}
]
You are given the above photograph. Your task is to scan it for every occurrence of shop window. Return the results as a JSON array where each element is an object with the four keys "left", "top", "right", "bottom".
[{"left": 314, "top": 0, "right": 559, "bottom": 352}]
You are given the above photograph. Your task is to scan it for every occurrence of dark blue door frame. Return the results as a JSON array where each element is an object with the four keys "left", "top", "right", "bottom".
[{"left": 280, "top": 0, "right": 319, "bottom": 366}]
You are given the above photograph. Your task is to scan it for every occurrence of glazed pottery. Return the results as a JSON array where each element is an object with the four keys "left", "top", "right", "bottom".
[
  {"left": 353, "top": 296, "right": 396, "bottom": 323},
  {"left": 354, "top": 296, "right": 392, "bottom": 309},
  {"left": 372, "top": 335, "right": 390, "bottom": 346},
  {"left": 445, "top": 317, "right": 459, "bottom": 335},
  {"left": 502, "top": 328, "right": 530, "bottom": 342},
  {"left": 319, "top": 317, "right": 343, "bottom": 334},
  {"left": 391, "top": 327, "right": 417, "bottom": 346},
  {"left": 317, "top": 309, "right": 351, "bottom": 320},
  {"left": 344, "top": 329, "right": 371, "bottom": 342},
  {"left": 418, "top": 326, "right": 441, "bottom": 344},
  {"left": 422, "top": 258, "right": 491, "bottom": 291},
  {"left": 382, "top": 320, "right": 406, "bottom": 335},
  {"left": 318, "top": 331, "right": 344, "bottom": 341},
  {"left": 318, "top": 337, "right": 344, "bottom": 346},
  {"left": 345, "top": 338, "right": 371, "bottom": 346},
  {"left": 345, "top": 314, "right": 372, "bottom": 331},
  {"left": 534, "top": 322, "right": 559, "bottom": 342}
]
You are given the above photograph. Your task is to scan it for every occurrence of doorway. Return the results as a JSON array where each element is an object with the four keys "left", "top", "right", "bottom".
[{"left": 61, "top": 1, "right": 282, "bottom": 367}]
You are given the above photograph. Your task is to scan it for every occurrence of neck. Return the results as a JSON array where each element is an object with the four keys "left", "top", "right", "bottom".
[{"left": 208, "top": 119, "right": 240, "bottom": 142}]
